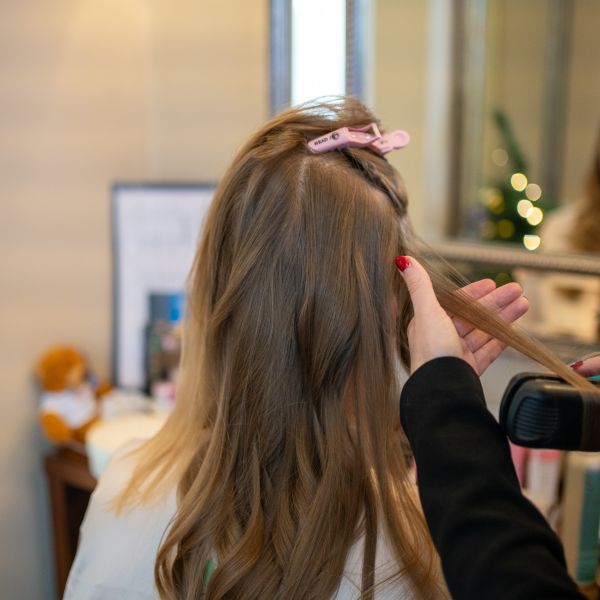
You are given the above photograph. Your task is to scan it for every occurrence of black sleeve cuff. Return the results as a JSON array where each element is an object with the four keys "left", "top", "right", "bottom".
[{"left": 400, "top": 356, "right": 485, "bottom": 444}]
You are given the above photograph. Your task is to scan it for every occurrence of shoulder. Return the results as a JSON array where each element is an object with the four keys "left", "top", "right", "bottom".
[
  {"left": 90, "top": 439, "right": 147, "bottom": 502},
  {"left": 63, "top": 440, "right": 176, "bottom": 600}
]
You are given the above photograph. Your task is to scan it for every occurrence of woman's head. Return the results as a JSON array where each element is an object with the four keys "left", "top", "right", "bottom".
[{"left": 188, "top": 98, "right": 412, "bottom": 427}]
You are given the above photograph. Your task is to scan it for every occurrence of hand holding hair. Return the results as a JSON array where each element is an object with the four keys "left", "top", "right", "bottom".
[{"left": 396, "top": 256, "right": 529, "bottom": 375}]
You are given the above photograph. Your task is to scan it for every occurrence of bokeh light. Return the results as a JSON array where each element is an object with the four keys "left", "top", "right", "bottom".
[
  {"left": 525, "top": 183, "right": 542, "bottom": 202},
  {"left": 517, "top": 199, "right": 533, "bottom": 218},
  {"left": 480, "top": 220, "right": 496, "bottom": 239},
  {"left": 523, "top": 234, "right": 541, "bottom": 251},
  {"left": 526, "top": 207, "right": 544, "bottom": 226},
  {"left": 492, "top": 148, "right": 508, "bottom": 167},
  {"left": 498, "top": 219, "right": 515, "bottom": 239},
  {"left": 510, "top": 173, "right": 528, "bottom": 192},
  {"left": 480, "top": 187, "right": 504, "bottom": 214}
]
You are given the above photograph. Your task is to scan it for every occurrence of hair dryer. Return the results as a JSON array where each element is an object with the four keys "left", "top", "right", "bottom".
[{"left": 499, "top": 373, "right": 600, "bottom": 451}]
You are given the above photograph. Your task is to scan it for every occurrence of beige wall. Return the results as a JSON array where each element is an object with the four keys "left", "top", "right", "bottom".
[
  {"left": 372, "top": 0, "right": 430, "bottom": 235},
  {"left": 0, "top": 1, "right": 267, "bottom": 596},
  {"left": 372, "top": 0, "right": 456, "bottom": 240}
]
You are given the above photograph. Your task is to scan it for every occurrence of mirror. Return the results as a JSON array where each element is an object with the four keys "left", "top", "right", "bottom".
[
  {"left": 271, "top": 0, "right": 599, "bottom": 348},
  {"left": 371, "top": 0, "right": 600, "bottom": 349},
  {"left": 453, "top": 0, "right": 600, "bottom": 247},
  {"left": 371, "top": 0, "right": 599, "bottom": 244}
]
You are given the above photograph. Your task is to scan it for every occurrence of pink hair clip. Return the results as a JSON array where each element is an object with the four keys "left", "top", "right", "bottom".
[
  {"left": 308, "top": 123, "right": 410, "bottom": 156},
  {"left": 368, "top": 130, "right": 410, "bottom": 155}
]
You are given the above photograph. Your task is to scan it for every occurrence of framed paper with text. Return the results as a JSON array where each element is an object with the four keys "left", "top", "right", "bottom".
[{"left": 111, "top": 183, "right": 215, "bottom": 389}]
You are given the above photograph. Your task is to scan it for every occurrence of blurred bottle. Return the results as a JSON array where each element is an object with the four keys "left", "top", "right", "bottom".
[
  {"left": 144, "top": 292, "right": 184, "bottom": 408},
  {"left": 509, "top": 441, "right": 529, "bottom": 487},
  {"left": 561, "top": 452, "right": 600, "bottom": 586},
  {"left": 525, "top": 449, "right": 562, "bottom": 521}
]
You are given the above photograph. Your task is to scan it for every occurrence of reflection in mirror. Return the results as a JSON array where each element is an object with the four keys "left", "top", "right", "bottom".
[
  {"left": 446, "top": 0, "right": 600, "bottom": 347},
  {"left": 454, "top": 0, "right": 600, "bottom": 254}
]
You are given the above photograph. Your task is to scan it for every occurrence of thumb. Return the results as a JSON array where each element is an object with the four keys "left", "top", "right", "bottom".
[
  {"left": 395, "top": 255, "right": 464, "bottom": 373},
  {"left": 395, "top": 255, "right": 441, "bottom": 317}
]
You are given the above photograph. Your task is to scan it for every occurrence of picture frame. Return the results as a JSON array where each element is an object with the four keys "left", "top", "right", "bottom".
[{"left": 111, "top": 182, "right": 216, "bottom": 389}]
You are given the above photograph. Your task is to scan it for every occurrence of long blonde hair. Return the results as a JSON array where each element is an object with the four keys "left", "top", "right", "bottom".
[{"left": 117, "top": 98, "right": 596, "bottom": 600}]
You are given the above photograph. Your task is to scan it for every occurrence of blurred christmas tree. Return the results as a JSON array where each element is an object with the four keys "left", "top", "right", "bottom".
[{"left": 476, "top": 109, "right": 555, "bottom": 250}]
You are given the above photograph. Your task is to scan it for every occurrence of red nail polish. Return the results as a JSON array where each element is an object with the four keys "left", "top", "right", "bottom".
[
  {"left": 395, "top": 256, "right": 410, "bottom": 271},
  {"left": 570, "top": 361, "right": 583, "bottom": 369}
]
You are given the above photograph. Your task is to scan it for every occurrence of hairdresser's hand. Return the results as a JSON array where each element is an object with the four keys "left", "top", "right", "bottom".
[
  {"left": 453, "top": 277, "right": 529, "bottom": 374},
  {"left": 396, "top": 256, "right": 528, "bottom": 375},
  {"left": 571, "top": 355, "right": 600, "bottom": 377},
  {"left": 395, "top": 255, "right": 464, "bottom": 373}
]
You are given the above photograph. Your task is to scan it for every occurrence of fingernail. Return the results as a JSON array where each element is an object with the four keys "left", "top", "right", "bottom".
[
  {"left": 395, "top": 256, "right": 411, "bottom": 271},
  {"left": 570, "top": 361, "right": 583, "bottom": 369}
]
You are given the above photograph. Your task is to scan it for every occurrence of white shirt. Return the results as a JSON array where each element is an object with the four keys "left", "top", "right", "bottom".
[{"left": 64, "top": 443, "right": 421, "bottom": 599}]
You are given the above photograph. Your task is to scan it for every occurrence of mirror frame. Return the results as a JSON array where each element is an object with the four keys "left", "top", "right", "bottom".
[{"left": 269, "top": 0, "right": 369, "bottom": 115}]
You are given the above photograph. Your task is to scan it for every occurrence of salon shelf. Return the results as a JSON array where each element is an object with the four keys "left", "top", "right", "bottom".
[{"left": 426, "top": 240, "right": 600, "bottom": 276}]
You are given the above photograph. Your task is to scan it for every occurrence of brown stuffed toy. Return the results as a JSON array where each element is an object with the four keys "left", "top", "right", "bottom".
[{"left": 35, "top": 346, "right": 105, "bottom": 445}]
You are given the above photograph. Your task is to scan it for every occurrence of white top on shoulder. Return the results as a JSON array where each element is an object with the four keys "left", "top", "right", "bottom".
[{"left": 64, "top": 442, "right": 419, "bottom": 600}]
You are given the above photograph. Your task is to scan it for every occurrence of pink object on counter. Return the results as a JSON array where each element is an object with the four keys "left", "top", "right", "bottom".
[{"left": 509, "top": 441, "right": 530, "bottom": 487}]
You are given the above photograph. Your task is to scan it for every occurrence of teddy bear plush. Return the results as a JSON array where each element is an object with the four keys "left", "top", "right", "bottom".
[{"left": 35, "top": 346, "right": 104, "bottom": 445}]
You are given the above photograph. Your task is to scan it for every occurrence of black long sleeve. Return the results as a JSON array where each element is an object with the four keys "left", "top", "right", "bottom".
[{"left": 400, "top": 356, "right": 584, "bottom": 600}]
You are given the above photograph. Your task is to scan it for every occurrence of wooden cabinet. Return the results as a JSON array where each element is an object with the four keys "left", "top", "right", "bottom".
[{"left": 44, "top": 448, "right": 96, "bottom": 599}]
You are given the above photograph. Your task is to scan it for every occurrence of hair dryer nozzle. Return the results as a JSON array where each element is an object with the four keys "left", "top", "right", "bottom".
[{"left": 499, "top": 373, "right": 600, "bottom": 451}]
